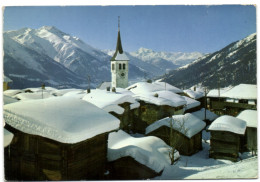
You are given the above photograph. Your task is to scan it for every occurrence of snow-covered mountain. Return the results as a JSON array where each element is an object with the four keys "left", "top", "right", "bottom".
[
  {"left": 4, "top": 26, "right": 145, "bottom": 88},
  {"left": 163, "top": 33, "right": 257, "bottom": 89}
]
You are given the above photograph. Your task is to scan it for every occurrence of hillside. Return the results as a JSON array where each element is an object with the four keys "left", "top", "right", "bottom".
[{"left": 163, "top": 33, "right": 256, "bottom": 89}]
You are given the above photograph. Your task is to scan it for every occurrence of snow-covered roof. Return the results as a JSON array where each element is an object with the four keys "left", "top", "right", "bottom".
[
  {"left": 221, "top": 84, "right": 257, "bottom": 100},
  {"left": 97, "top": 82, "right": 111, "bottom": 90},
  {"left": 153, "top": 81, "right": 183, "bottom": 93},
  {"left": 108, "top": 130, "right": 175, "bottom": 173},
  {"left": 184, "top": 89, "right": 204, "bottom": 99},
  {"left": 208, "top": 115, "right": 247, "bottom": 135},
  {"left": 207, "top": 87, "right": 231, "bottom": 98},
  {"left": 146, "top": 113, "right": 206, "bottom": 138},
  {"left": 4, "top": 128, "right": 14, "bottom": 147},
  {"left": 62, "top": 90, "right": 86, "bottom": 99},
  {"left": 183, "top": 96, "right": 201, "bottom": 110},
  {"left": 114, "top": 52, "right": 129, "bottom": 61},
  {"left": 4, "top": 95, "right": 19, "bottom": 105},
  {"left": 4, "top": 89, "right": 24, "bottom": 97},
  {"left": 134, "top": 90, "right": 186, "bottom": 107},
  {"left": 82, "top": 89, "right": 139, "bottom": 114},
  {"left": 4, "top": 75, "right": 12, "bottom": 83},
  {"left": 236, "top": 110, "right": 257, "bottom": 128},
  {"left": 23, "top": 87, "right": 58, "bottom": 93},
  {"left": 13, "top": 92, "right": 55, "bottom": 101},
  {"left": 127, "top": 81, "right": 183, "bottom": 95},
  {"left": 4, "top": 97, "right": 120, "bottom": 143},
  {"left": 192, "top": 108, "right": 219, "bottom": 121},
  {"left": 51, "top": 88, "right": 83, "bottom": 96}
]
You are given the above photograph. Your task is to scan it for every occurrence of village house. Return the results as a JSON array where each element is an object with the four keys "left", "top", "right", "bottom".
[
  {"left": 208, "top": 115, "right": 247, "bottom": 161},
  {"left": 236, "top": 110, "right": 257, "bottom": 154},
  {"left": 107, "top": 130, "right": 175, "bottom": 179},
  {"left": 3, "top": 97, "right": 120, "bottom": 181},
  {"left": 3, "top": 75, "right": 13, "bottom": 91},
  {"left": 208, "top": 84, "right": 257, "bottom": 116},
  {"left": 145, "top": 113, "right": 206, "bottom": 156},
  {"left": 191, "top": 108, "right": 219, "bottom": 125},
  {"left": 183, "top": 86, "right": 205, "bottom": 104},
  {"left": 183, "top": 96, "right": 201, "bottom": 113},
  {"left": 82, "top": 88, "right": 140, "bottom": 132}
]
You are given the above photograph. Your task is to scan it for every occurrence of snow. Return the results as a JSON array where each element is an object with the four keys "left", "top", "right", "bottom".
[
  {"left": 184, "top": 89, "right": 204, "bottom": 99},
  {"left": 127, "top": 81, "right": 183, "bottom": 94},
  {"left": 134, "top": 90, "right": 186, "bottom": 107},
  {"left": 192, "top": 108, "right": 218, "bottom": 121},
  {"left": 62, "top": 90, "right": 86, "bottom": 99},
  {"left": 208, "top": 115, "right": 247, "bottom": 135},
  {"left": 82, "top": 89, "right": 139, "bottom": 114},
  {"left": 114, "top": 52, "right": 129, "bottom": 60},
  {"left": 183, "top": 96, "right": 200, "bottom": 110},
  {"left": 51, "top": 88, "right": 83, "bottom": 96},
  {"left": 4, "top": 75, "right": 12, "bottom": 82},
  {"left": 130, "top": 102, "right": 140, "bottom": 109},
  {"left": 221, "top": 84, "right": 257, "bottom": 100},
  {"left": 98, "top": 82, "right": 111, "bottom": 90},
  {"left": 207, "top": 87, "right": 231, "bottom": 98},
  {"left": 3, "top": 89, "right": 24, "bottom": 97},
  {"left": 4, "top": 95, "right": 19, "bottom": 105},
  {"left": 4, "top": 97, "right": 120, "bottom": 143},
  {"left": 108, "top": 130, "right": 176, "bottom": 173},
  {"left": 4, "top": 128, "right": 14, "bottom": 147},
  {"left": 13, "top": 92, "right": 54, "bottom": 101},
  {"left": 146, "top": 113, "right": 206, "bottom": 138},
  {"left": 236, "top": 110, "right": 257, "bottom": 128}
]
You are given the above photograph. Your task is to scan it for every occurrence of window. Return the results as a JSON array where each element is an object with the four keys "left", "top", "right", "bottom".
[
  {"left": 119, "top": 64, "right": 122, "bottom": 70},
  {"left": 112, "top": 64, "right": 115, "bottom": 70},
  {"left": 123, "top": 63, "right": 126, "bottom": 70}
]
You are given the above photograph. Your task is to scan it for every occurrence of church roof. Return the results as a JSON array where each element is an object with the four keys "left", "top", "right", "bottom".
[{"left": 111, "top": 30, "right": 129, "bottom": 61}]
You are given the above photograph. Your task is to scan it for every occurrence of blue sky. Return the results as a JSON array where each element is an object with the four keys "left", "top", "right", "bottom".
[{"left": 3, "top": 5, "right": 256, "bottom": 53}]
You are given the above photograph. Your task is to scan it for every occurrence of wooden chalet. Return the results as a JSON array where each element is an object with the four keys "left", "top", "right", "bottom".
[
  {"left": 236, "top": 110, "right": 257, "bottom": 153},
  {"left": 208, "top": 84, "right": 257, "bottom": 116},
  {"left": 4, "top": 97, "right": 120, "bottom": 181},
  {"left": 208, "top": 115, "right": 247, "bottom": 161},
  {"left": 146, "top": 113, "right": 206, "bottom": 156},
  {"left": 107, "top": 130, "right": 172, "bottom": 179}
]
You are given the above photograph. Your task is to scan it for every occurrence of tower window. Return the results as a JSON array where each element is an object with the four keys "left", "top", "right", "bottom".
[
  {"left": 119, "top": 64, "right": 122, "bottom": 70},
  {"left": 112, "top": 64, "right": 115, "bottom": 70},
  {"left": 123, "top": 63, "right": 126, "bottom": 70}
]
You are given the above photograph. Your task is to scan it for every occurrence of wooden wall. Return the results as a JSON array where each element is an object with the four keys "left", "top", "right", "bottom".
[{"left": 4, "top": 125, "right": 109, "bottom": 181}]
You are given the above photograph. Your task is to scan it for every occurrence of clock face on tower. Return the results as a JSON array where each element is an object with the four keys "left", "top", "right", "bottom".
[{"left": 120, "top": 72, "right": 125, "bottom": 78}]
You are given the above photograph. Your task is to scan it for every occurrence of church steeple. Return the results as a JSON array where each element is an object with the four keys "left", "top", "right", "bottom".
[{"left": 111, "top": 16, "right": 124, "bottom": 61}]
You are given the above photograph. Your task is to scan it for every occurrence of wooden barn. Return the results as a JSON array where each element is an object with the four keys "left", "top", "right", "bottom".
[
  {"left": 183, "top": 96, "right": 201, "bottom": 113},
  {"left": 107, "top": 130, "right": 174, "bottom": 180},
  {"left": 208, "top": 115, "right": 247, "bottom": 161},
  {"left": 82, "top": 88, "right": 140, "bottom": 132},
  {"left": 3, "top": 97, "right": 120, "bottom": 181},
  {"left": 207, "top": 84, "right": 257, "bottom": 116},
  {"left": 145, "top": 113, "right": 206, "bottom": 156},
  {"left": 236, "top": 110, "right": 257, "bottom": 153},
  {"left": 183, "top": 87, "right": 205, "bottom": 107}
]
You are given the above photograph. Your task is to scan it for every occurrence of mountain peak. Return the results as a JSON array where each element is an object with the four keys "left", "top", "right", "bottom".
[{"left": 137, "top": 47, "right": 154, "bottom": 53}]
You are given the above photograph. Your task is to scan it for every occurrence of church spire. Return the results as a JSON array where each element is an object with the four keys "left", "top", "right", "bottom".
[{"left": 111, "top": 16, "right": 124, "bottom": 61}]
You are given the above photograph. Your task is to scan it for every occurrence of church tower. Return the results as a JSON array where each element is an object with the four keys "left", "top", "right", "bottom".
[{"left": 111, "top": 16, "right": 129, "bottom": 89}]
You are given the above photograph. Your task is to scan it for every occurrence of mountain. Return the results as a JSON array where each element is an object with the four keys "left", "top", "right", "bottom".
[
  {"left": 4, "top": 26, "right": 145, "bottom": 88},
  {"left": 163, "top": 33, "right": 256, "bottom": 89}
]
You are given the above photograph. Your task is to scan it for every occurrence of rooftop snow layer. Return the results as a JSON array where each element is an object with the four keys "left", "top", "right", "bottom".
[
  {"left": 4, "top": 128, "right": 14, "bottom": 147},
  {"left": 221, "top": 84, "right": 257, "bottom": 100},
  {"left": 236, "top": 110, "right": 257, "bottom": 128},
  {"left": 108, "top": 130, "right": 175, "bottom": 173},
  {"left": 134, "top": 90, "right": 186, "bottom": 107},
  {"left": 207, "top": 87, "right": 231, "bottom": 98},
  {"left": 4, "top": 89, "right": 24, "bottom": 97},
  {"left": 127, "top": 81, "right": 183, "bottom": 94},
  {"left": 82, "top": 89, "right": 139, "bottom": 114},
  {"left": 183, "top": 96, "right": 201, "bottom": 110},
  {"left": 192, "top": 108, "right": 218, "bottom": 121},
  {"left": 13, "top": 92, "right": 54, "bottom": 100},
  {"left": 4, "top": 97, "right": 120, "bottom": 143},
  {"left": 4, "top": 95, "right": 19, "bottom": 105},
  {"left": 184, "top": 89, "right": 204, "bottom": 99},
  {"left": 208, "top": 115, "right": 247, "bottom": 135},
  {"left": 4, "top": 75, "right": 12, "bottom": 82},
  {"left": 146, "top": 113, "right": 206, "bottom": 138},
  {"left": 51, "top": 88, "right": 83, "bottom": 96}
]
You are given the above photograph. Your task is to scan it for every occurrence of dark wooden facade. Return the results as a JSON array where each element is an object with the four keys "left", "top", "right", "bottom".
[
  {"left": 245, "top": 127, "right": 257, "bottom": 153},
  {"left": 108, "top": 156, "right": 161, "bottom": 180},
  {"left": 147, "top": 126, "right": 203, "bottom": 156},
  {"left": 209, "top": 130, "right": 244, "bottom": 162},
  {"left": 4, "top": 125, "right": 109, "bottom": 181}
]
